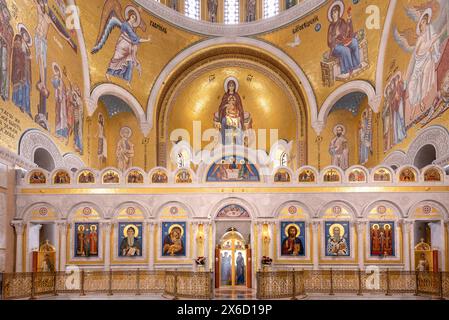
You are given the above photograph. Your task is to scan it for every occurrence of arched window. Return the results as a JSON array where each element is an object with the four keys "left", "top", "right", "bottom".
[
  {"left": 185, "top": 0, "right": 200, "bottom": 20},
  {"left": 33, "top": 148, "right": 55, "bottom": 172},
  {"left": 413, "top": 144, "right": 437, "bottom": 169},
  {"left": 224, "top": 0, "right": 240, "bottom": 24},
  {"left": 263, "top": 0, "right": 279, "bottom": 19}
]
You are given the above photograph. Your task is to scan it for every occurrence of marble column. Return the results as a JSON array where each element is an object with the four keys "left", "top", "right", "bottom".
[
  {"left": 445, "top": 221, "right": 449, "bottom": 272},
  {"left": 268, "top": 222, "right": 274, "bottom": 260},
  {"left": 58, "top": 221, "right": 67, "bottom": 271},
  {"left": 356, "top": 221, "right": 366, "bottom": 270},
  {"left": 257, "top": 222, "right": 263, "bottom": 270},
  {"left": 0, "top": 193, "right": 6, "bottom": 273},
  {"left": 203, "top": 222, "right": 210, "bottom": 270},
  {"left": 102, "top": 221, "right": 112, "bottom": 270},
  {"left": 12, "top": 221, "right": 25, "bottom": 272},
  {"left": 312, "top": 221, "right": 320, "bottom": 270},
  {"left": 54, "top": 222, "right": 61, "bottom": 271},
  {"left": 403, "top": 220, "right": 413, "bottom": 271},
  {"left": 192, "top": 223, "right": 198, "bottom": 270},
  {"left": 148, "top": 222, "right": 155, "bottom": 270}
]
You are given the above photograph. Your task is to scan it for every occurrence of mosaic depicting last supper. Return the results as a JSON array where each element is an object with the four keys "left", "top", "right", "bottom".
[{"left": 1, "top": 0, "right": 449, "bottom": 301}]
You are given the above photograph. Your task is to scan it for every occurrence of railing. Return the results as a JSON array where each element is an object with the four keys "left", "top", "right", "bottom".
[
  {"left": 3, "top": 269, "right": 447, "bottom": 300},
  {"left": 257, "top": 269, "right": 449, "bottom": 300},
  {"left": 1, "top": 269, "right": 213, "bottom": 300}
]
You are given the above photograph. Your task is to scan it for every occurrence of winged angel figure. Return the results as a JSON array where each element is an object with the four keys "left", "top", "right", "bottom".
[
  {"left": 393, "top": 0, "right": 445, "bottom": 121},
  {"left": 91, "top": 0, "right": 150, "bottom": 86}
]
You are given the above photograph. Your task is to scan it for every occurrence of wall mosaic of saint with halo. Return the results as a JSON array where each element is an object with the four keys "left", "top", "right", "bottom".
[
  {"left": 324, "top": 221, "right": 350, "bottom": 257},
  {"left": 280, "top": 221, "right": 306, "bottom": 256},
  {"left": 162, "top": 222, "right": 186, "bottom": 257}
]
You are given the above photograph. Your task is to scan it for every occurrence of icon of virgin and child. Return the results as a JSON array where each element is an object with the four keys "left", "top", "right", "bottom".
[
  {"left": 214, "top": 77, "right": 252, "bottom": 146},
  {"left": 162, "top": 224, "right": 185, "bottom": 256}
]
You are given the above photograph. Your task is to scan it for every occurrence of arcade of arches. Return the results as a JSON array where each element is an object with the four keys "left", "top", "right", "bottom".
[{"left": 1, "top": 0, "right": 449, "bottom": 299}]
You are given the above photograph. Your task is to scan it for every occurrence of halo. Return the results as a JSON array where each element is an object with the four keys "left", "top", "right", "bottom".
[
  {"left": 383, "top": 223, "right": 391, "bottom": 230},
  {"left": 168, "top": 224, "right": 184, "bottom": 237},
  {"left": 77, "top": 225, "right": 85, "bottom": 232},
  {"left": 90, "top": 224, "right": 97, "bottom": 232},
  {"left": 284, "top": 223, "right": 300, "bottom": 238},
  {"left": 224, "top": 77, "right": 239, "bottom": 93},
  {"left": 333, "top": 124, "right": 346, "bottom": 136},
  {"left": 120, "top": 126, "right": 132, "bottom": 139},
  {"left": 17, "top": 23, "right": 32, "bottom": 46},
  {"left": 125, "top": 6, "right": 141, "bottom": 28},
  {"left": 329, "top": 223, "right": 345, "bottom": 237},
  {"left": 417, "top": 8, "right": 432, "bottom": 35},
  {"left": 52, "top": 62, "right": 61, "bottom": 74},
  {"left": 372, "top": 223, "right": 380, "bottom": 230},
  {"left": 327, "top": 0, "right": 344, "bottom": 22},
  {"left": 123, "top": 224, "right": 139, "bottom": 238}
]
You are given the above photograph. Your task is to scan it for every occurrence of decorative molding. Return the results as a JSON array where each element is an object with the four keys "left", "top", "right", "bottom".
[
  {"left": 146, "top": 37, "right": 318, "bottom": 134},
  {"left": 161, "top": 59, "right": 302, "bottom": 151},
  {"left": 89, "top": 84, "right": 150, "bottom": 136},
  {"left": 375, "top": 0, "right": 398, "bottom": 96},
  {"left": 272, "top": 200, "right": 313, "bottom": 219},
  {"left": 406, "top": 125, "right": 449, "bottom": 166},
  {"left": 135, "top": 0, "right": 326, "bottom": 37},
  {"left": 382, "top": 150, "right": 408, "bottom": 168},
  {"left": 63, "top": 153, "right": 85, "bottom": 170},
  {"left": 383, "top": 126, "right": 449, "bottom": 167},
  {"left": 0, "top": 146, "right": 37, "bottom": 170},
  {"left": 407, "top": 200, "right": 449, "bottom": 220},
  {"left": 18, "top": 129, "right": 65, "bottom": 168},
  {"left": 11, "top": 220, "right": 25, "bottom": 234},
  {"left": 317, "top": 80, "right": 377, "bottom": 134},
  {"left": 209, "top": 197, "right": 258, "bottom": 220},
  {"left": 0, "top": 193, "right": 6, "bottom": 253},
  {"left": 67, "top": 0, "right": 91, "bottom": 118},
  {"left": 361, "top": 199, "right": 404, "bottom": 219},
  {"left": 111, "top": 201, "right": 152, "bottom": 219}
]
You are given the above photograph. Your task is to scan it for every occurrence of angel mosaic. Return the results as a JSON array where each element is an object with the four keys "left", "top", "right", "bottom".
[
  {"left": 393, "top": 0, "right": 448, "bottom": 126},
  {"left": 91, "top": 0, "right": 150, "bottom": 87}
]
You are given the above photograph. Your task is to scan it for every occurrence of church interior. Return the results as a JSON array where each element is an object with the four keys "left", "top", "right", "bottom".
[{"left": 1, "top": 0, "right": 449, "bottom": 300}]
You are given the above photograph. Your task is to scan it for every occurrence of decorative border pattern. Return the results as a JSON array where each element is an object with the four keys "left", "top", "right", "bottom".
[
  {"left": 18, "top": 130, "right": 65, "bottom": 168},
  {"left": 134, "top": 0, "right": 326, "bottom": 37}
]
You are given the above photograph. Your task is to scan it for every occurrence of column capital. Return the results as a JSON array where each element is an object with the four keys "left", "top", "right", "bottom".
[
  {"left": 56, "top": 220, "right": 68, "bottom": 228},
  {"left": 191, "top": 220, "right": 209, "bottom": 226},
  {"left": 403, "top": 219, "right": 415, "bottom": 230},
  {"left": 312, "top": 220, "right": 320, "bottom": 230},
  {"left": 100, "top": 220, "right": 112, "bottom": 230},
  {"left": 11, "top": 220, "right": 26, "bottom": 234},
  {"left": 145, "top": 220, "right": 157, "bottom": 226},
  {"left": 355, "top": 220, "right": 367, "bottom": 232}
]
